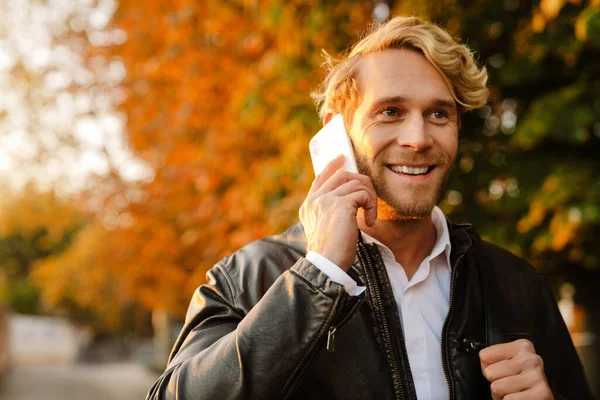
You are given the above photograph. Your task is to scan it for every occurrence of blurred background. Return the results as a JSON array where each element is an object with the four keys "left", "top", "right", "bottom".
[{"left": 0, "top": 0, "right": 599, "bottom": 398}]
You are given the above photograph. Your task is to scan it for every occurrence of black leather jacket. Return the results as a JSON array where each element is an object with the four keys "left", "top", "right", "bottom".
[{"left": 146, "top": 221, "right": 591, "bottom": 400}]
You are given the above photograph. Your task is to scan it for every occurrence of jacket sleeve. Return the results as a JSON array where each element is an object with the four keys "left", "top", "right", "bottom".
[
  {"left": 145, "top": 256, "right": 351, "bottom": 400},
  {"left": 533, "top": 274, "right": 593, "bottom": 400}
]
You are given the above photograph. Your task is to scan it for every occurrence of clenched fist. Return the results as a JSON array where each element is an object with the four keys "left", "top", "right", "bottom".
[
  {"left": 299, "top": 155, "right": 377, "bottom": 272},
  {"left": 480, "top": 339, "right": 553, "bottom": 400}
]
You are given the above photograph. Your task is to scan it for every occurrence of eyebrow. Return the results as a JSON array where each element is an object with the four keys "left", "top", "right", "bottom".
[{"left": 369, "top": 96, "right": 457, "bottom": 111}]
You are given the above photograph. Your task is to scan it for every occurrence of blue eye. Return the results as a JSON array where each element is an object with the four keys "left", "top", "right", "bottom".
[
  {"left": 432, "top": 110, "right": 447, "bottom": 119},
  {"left": 382, "top": 108, "right": 398, "bottom": 117}
]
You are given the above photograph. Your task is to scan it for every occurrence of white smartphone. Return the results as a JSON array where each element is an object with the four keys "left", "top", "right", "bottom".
[{"left": 309, "top": 114, "right": 359, "bottom": 176}]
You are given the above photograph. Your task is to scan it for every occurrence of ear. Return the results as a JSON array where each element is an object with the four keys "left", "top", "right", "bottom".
[{"left": 323, "top": 111, "right": 335, "bottom": 126}]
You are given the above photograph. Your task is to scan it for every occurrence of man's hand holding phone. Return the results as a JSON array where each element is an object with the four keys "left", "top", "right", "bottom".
[{"left": 299, "top": 155, "right": 378, "bottom": 272}]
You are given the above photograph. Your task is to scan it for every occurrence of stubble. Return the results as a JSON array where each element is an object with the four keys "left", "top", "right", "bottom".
[{"left": 355, "top": 150, "right": 453, "bottom": 220}]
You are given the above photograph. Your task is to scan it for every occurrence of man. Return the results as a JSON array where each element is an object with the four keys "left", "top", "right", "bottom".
[{"left": 147, "top": 16, "right": 591, "bottom": 400}]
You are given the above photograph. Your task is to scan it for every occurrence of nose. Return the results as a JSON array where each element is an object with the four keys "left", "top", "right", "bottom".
[{"left": 396, "top": 113, "right": 433, "bottom": 152}]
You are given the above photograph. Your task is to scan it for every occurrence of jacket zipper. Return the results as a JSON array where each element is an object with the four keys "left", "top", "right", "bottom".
[
  {"left": 358, "top": 241, "right": 405, "bottom": 400},
  {"left": 326, "top": 296, "right": 363, "bottom": 352},
  {"left": 440, "top": 252, "right": 465, "bottom": 400},
  {"left": 462, "top": 338, "right": 485, "bottom": 353},
  {"left": 281, "top": 286, "right": 362, "bottom": 399}
]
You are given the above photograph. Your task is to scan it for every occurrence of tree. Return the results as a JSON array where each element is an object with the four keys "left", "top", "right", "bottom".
[
  {"left": 0, "top": 185, "right": 84, "bottom": 314},
  {"left": 0, "top": 184, "right": 146, "bottom": 333},
  {"left": 0, "top": 0, "right": 152, "bottom": 333},
  {"left": 96, "top": 0, "right": 375, "bottom": 316},
  {"left": 390, "top": 0, "right": 600, "bottom": 270}
]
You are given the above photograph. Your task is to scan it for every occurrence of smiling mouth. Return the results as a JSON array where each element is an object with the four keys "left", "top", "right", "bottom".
[{"left": 386, "top": 164, "right": 435, "bottom": 176}]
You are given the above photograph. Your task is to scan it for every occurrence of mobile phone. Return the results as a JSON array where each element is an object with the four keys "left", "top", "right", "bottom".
[{"left": 309, "top": 114, "right": 359, "bottom": 176}]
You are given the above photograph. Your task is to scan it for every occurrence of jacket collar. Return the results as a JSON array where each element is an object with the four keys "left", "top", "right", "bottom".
[{"left": 446, "top": 218, "right": 479, "bottom": 268}]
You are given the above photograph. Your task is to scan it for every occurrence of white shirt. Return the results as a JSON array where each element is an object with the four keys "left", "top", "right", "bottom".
[{"left": 306, "top": 206, "right": 452, "bottom": 400}]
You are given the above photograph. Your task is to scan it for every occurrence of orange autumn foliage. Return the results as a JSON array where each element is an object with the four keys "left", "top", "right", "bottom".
[{"left": 101, "top": 1, "right": 373, "bottom": 316}]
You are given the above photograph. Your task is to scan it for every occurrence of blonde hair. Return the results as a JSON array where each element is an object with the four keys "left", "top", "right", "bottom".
[{"left": 312, "top": 16, "right": 489, "bottom": 122}]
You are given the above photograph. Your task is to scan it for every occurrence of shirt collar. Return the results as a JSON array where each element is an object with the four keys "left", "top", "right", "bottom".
[
  {"left": 431, "top": 205, "right": 452, "bottom": 270},
  {"left": 360, "top": 206, "right": 452, "bottom": 271}
]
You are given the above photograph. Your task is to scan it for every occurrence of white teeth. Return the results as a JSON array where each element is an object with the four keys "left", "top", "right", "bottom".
[{"left": 390, "top": 165, "right": 429, "bottom": 175}]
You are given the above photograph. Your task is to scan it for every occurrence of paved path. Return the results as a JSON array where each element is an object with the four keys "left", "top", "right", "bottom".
[{"left": 0, "top": 362, "right": 159, "bottom": 400}]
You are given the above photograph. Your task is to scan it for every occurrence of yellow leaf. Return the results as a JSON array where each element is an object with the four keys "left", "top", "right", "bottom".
[
  {"left": 532, "top": 11, "right": 547, "bottom": 33},
  {"left": 540, "top": 0, "right": 565, "bottom": 20}
]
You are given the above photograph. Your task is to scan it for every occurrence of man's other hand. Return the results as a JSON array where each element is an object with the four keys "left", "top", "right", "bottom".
[
  {"left": 480, "top": 339, "right": 553, "bottom": 400},
  {"left": 299, "top": 154, "right": 377, "bottom": 272}
]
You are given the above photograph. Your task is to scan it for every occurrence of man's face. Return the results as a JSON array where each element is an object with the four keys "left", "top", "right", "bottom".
[{"left": 348, "top": 48, "right": 459, "bottom": 220}]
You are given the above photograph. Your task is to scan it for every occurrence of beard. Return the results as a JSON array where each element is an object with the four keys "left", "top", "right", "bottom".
[{"left": 355, "top": 149, "right": 453, "bottom": 221}]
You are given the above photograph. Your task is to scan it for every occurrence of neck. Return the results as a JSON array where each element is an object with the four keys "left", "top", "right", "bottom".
[{"left": 357, "top": 208, "right": 437, "bottom": 280}]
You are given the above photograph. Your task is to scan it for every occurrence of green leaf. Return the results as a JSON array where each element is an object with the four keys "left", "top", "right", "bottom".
[
  {"left": 576, "top": 6, "right": 600, "bottom": 47},
  {"left": 588, "top": 8, "right": 600, "bottom": 47},
  {"left": 512, "top": 85, "right": 586, "bottom": 149}
]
